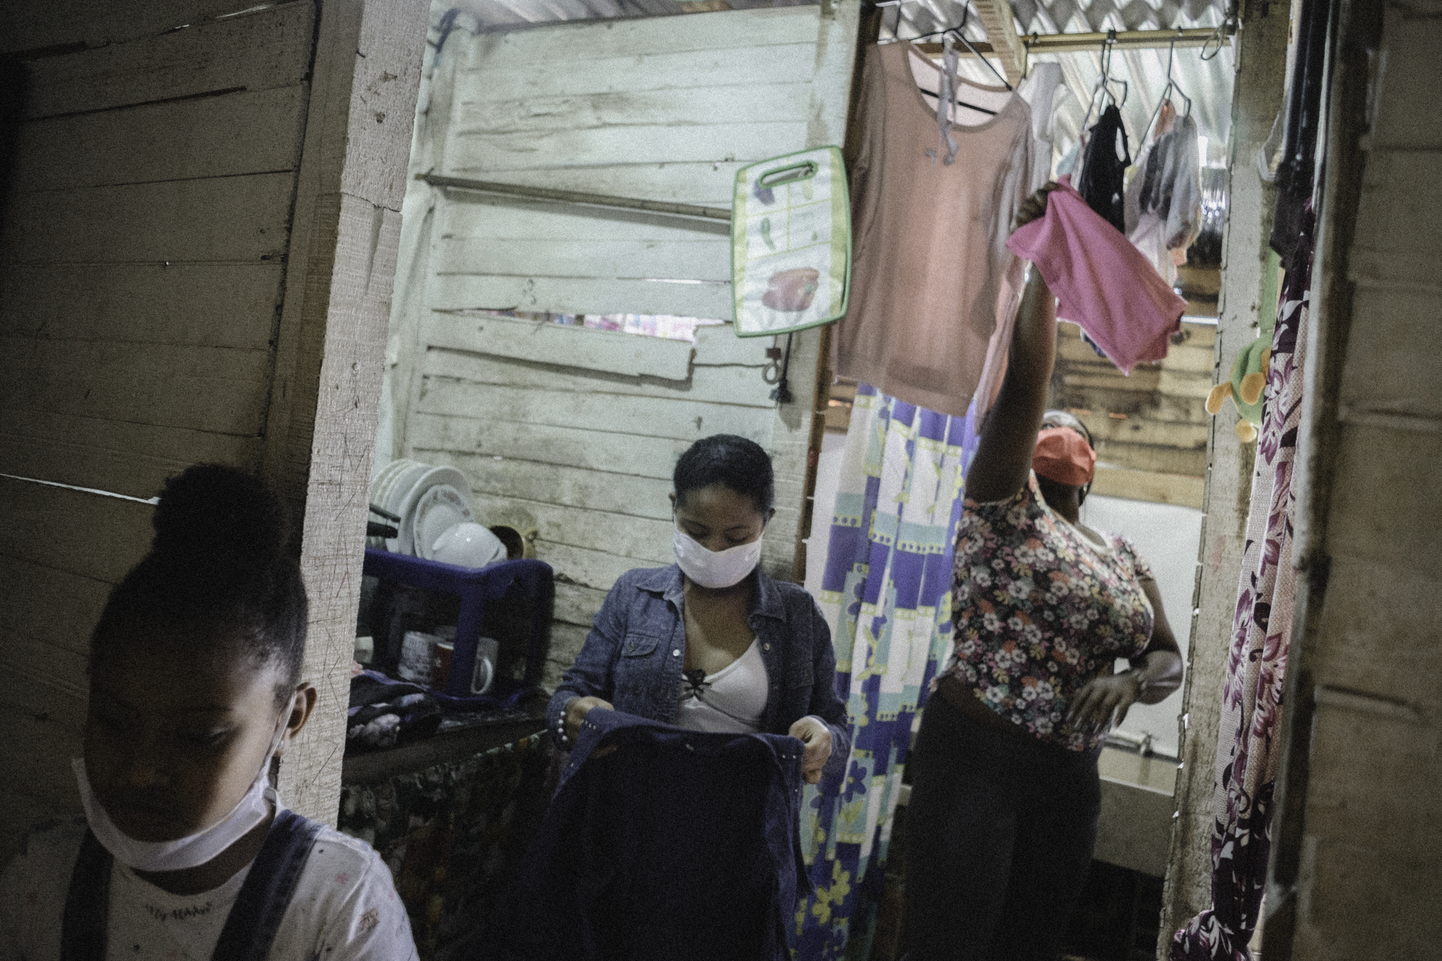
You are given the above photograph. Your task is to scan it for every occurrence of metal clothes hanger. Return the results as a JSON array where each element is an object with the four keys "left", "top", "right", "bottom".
[
  {"left": 1079, "top": 30, "right": 1129, "bottom": 134},
  {"left": 919, "top": 5, "right": 1014, "bottom": 91},
  {"left": 1142, "top": 34, "right": 1193, "bottom": 142},
  {"left": 887, "top": 4, "right": 1004, "bottom": 116},
  {"left": 886, "top": 3, "right": 1014, "bottom": 92}
]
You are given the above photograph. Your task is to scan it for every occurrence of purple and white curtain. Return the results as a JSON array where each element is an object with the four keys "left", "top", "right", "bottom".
[{"left": 1172, "top": 212, "right": 1313, "bottom": 961}]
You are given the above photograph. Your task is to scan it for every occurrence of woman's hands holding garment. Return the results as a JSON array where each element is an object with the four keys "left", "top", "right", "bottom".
[
  {"left": 788, "top": 716, "right": 834, "bottom": 785},
  {"left": 564, "top": 695, "right": 614, "bottom": 743},
  {"left": 1012, "top": 181, "right": 1060, "bottom": 232}
]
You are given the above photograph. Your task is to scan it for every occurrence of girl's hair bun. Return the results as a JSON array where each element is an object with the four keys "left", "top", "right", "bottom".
[{"left": 150, "top": 464, "right": 290, "bottom": 573}]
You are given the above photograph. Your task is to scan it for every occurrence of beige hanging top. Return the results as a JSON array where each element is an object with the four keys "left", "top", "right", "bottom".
[{"left": 834, "top": 41, "right": 1033, "bottom": 419}]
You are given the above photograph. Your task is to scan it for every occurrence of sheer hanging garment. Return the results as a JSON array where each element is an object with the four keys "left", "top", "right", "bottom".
[
  {"left": 835, "top": 41, "right": 1033, "bottom": 420},
  {"left": 1125, "top": 110, "right": 1203, "bottom": 282},
  {"left": 1019, "top": 63, "right": 1067, "bottom": 191}
]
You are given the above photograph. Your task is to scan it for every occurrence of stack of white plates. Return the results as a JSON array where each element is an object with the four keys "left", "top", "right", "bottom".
[{"left": 368, "top": 460, "right": 478, "bottom": 558}]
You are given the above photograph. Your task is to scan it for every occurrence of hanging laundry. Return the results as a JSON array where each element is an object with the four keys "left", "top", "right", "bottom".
[
  {"left": 1163, "top": 115, "right": 1203, "bottom": 251},
  {"left": 963, "top": 63, "right": 1073, "bottom": 426},
  {"left": 1124, "top": 100, "right": 1177, "bottom": 235},
  {"left": 1271, "top": 0, "right": 1329, "bottom": 259},
  {"left": 1074, "top": 104, "right": 1131, "bottom": 233},
  {"left": 1019, "top": 62, "right": 1069, "bottom": 191},
  {"left": 1125, "top": 108, "right": 1203, "bottom": 284},
  {"left": 835, "top": 42, "right": 1033, "bottom": 419},
  {"left": 1006, "top": 177, "right": 1186, "bottom": 373}
]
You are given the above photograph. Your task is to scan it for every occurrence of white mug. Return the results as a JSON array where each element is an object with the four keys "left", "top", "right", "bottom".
[{"left": 472, "top": 637, "right": 500, "bottom": 694}]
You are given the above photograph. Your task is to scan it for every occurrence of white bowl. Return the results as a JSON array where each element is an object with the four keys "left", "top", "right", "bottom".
[
  {"left": 430, "top": 521, "right": 506, "bottom": 569},
  {"left": 396, "top": 465, "right": 472, "bottom": 554},
  {"left": 412, "top": 485, "right": 475, "bottom": 560}
]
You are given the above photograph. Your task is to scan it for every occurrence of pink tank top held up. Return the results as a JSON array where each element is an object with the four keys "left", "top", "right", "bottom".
[{"left": 1006, "top": 176, "right": 1186, "bottom": 373}]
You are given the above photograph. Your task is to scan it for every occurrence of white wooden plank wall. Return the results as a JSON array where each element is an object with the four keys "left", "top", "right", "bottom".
[
  {"left": 399, "top": 6, "right": 857, "bottom": 687},
  {"left": 0, "top": 0, "right": 315, "bottom": 497},
  {"left": 0, "top": 0, "right": 317, "bottom": 860}
]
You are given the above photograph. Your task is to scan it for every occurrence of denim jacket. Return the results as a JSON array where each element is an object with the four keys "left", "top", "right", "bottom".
[{"left": 547, "top": 565, "right": 851, "bottom": 779}]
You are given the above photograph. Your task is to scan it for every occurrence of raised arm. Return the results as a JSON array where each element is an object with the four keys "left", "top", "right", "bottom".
[{"left": 964, "top": 186, "right": 1059, "bottom": 503}]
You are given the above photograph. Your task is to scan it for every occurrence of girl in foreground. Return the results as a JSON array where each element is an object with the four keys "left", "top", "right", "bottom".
[{"left": 0, "top": 465, "right": 417, "bottom": 960}]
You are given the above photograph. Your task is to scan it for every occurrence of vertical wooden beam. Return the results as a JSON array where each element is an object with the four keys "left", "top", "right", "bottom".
[
  {"left": 1157, "top": 1, "right": 1292, "bottom": 952},
  {"left": 972, "top": 0, "right": 1026, "bottom": 87},
  {"left": 769, "top": 0, "right": 861, "bottom": 583},
  {"left": 792, "top": 1, "right": 880, "bottom": 583},
  {"left": 264, "top": 0, "right": 429, "bottom": 825}
]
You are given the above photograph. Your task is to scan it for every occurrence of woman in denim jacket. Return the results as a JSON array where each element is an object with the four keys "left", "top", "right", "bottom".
[{"left": 547, "top": 434, "right": 850, "bottom": 783}]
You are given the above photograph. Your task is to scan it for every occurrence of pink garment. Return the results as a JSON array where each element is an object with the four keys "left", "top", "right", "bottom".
[{"left": 1006, "top": 177, "right": 1186, "bottom": 373}]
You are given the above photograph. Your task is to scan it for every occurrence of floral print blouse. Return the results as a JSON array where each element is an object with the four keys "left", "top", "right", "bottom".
[{"left": 943, "top": 473, "right": 1155, "bottom": 751}]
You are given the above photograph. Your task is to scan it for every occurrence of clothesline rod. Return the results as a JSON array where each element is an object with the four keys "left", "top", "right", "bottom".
[
  {"left": 911, "top": 26, "right": 1223, "bottom": 56},
  {"left": 418, "top": 172, "right": 732, "bottom": 222}
]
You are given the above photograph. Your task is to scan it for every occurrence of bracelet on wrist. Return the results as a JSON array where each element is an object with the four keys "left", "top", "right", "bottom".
[{"left": 1127, "top": 668, "right": 1149, "bottom": 700}]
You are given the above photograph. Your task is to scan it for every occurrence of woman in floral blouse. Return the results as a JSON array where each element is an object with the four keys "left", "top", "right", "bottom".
[{"left": 901, "top": 184, "right": 1184, "bottom": 961}]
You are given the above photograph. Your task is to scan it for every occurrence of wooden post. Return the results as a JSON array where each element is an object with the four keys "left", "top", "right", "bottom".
[
  {"left": 264, "top": 0, "right": 429, "bottom": 825},
  {"left": 1157, "top": 2, "right": 1292, "bottom": 951},
  {"left": 766, "top": 0, "right": 861, "bottom": 584},
  {"left": 792, "top": 1, "right": 881, "bottom": 583}
]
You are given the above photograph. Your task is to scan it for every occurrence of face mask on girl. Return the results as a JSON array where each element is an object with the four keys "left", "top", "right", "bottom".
[
  {"left": 72, "top": 716, "right": 287, "bottom": 873},
  {"left": 673, "top": 526, "right": 764, "bottom": 590}
]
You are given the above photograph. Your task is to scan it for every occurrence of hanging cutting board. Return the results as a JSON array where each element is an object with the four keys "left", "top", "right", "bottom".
[{"left": 731, "top": 146, "right": 851, "bottom": 337}]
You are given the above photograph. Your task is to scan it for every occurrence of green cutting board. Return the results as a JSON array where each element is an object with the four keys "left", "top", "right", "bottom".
[{"left": 731, "top": 146, "right": 851, "bottom": 337}]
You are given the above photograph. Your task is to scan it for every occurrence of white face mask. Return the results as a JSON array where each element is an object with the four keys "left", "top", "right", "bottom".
[
  {"left": 73, "top": 719, "right": 286, "bottom": 872},
  {"left": 673, "top": 525, "right": 763, "bottom": 590}
]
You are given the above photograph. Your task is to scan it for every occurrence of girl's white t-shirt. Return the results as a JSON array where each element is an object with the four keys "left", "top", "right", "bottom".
[{"left": 0, "top": 817, "right": 418, "bottom": 961}]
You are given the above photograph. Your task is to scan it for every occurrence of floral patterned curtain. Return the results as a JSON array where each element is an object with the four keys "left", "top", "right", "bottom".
[
  {"left": 1172, "top": 212, "right": 1313, "bottom": 960},
  {"left": 792, "top": 384, "right": 980, "bottom": 959}
]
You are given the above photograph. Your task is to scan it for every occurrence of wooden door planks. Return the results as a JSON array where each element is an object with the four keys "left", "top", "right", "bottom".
[
  {"left": 422, "top": 346, "right": 775, "bottom": 410},
  {"left": 0, "top": 415, "right": 261, "bottom": 500},
  {"left": 427, "top": 273, "right": 734, "bottom": 323},
  {"left": 0, "top": 0, "right": 306, "bottom": 58},
  {"left": 439, "top": 162, "right": 744, "bottom": 207},
  {"left": 2, "top": 172, "right": 296, "bottom": 264},
  {"left": 462, "top": 7, "right": 837, "bottom": 70},
  {"left": 0, "top": 555, "right": 113, "bottom": 659},
  {"left": 399, "top": 5, "right": 856, "bottom": 688},
  {"left": 1, "top": 263, "right": 283, "bottom": 347},
  {"left": 417, "top": 379, "right": 774, "bottom": 442},
  {"left": 1, "top": 338, "right": 271, "bottom": 434},
  {"left": 452, "top": 455, "right": 676, "bottom": 523},
  {"left": 0, "top": 6, "right": 316, "bottom": 495},
  {"left": 425, "top": 311, "right": 696, "bottom": 381},
  {"left": 432, "top": 236, "right": 733, "bottom": 285},
  {"left": 409, "top": 414, "right": 691, "bottom": 481},
  {"left": 18, "top": 2, "right": 316, "bottom": 118},
  {"left": 453, "top": 85, "right": 815, "bottom": 136},
  {"left": 0, "top": 477, "right": 154, "bottom": 587},
  {"left": 11, "top": 86, "right": 308, "bottom": 192}
]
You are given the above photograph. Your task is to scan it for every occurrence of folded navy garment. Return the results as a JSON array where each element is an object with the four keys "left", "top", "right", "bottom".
[{"left": 483, "top": 708, "right": 809, "bottom": 961}]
